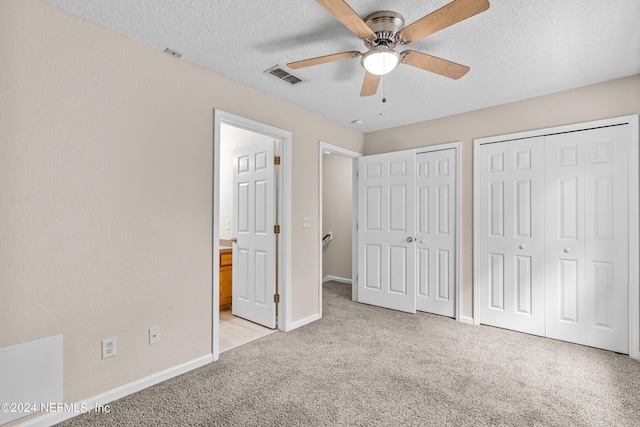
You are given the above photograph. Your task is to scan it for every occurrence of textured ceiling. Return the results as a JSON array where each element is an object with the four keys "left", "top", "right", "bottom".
[{"left": 41, "top": 0, "right": 640, "bottom": 133}]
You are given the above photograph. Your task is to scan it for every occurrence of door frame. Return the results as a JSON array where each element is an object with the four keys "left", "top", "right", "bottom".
[
  {"left": 473, "top": 114, "right": 639, "bottom": 359},
  {"left": 213, "top": 110, "right": 292, "bottom": 361},
  {"left": 318, "top": 141, "right": 362, "bottom": 316}
]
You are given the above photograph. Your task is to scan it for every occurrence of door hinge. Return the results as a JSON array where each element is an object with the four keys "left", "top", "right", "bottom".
[
  {"left": 274, "top": 224, "right": 281, "bottom": 234},
  {"left": 274, "top": 156, "right": 281, "bottom": 165},
  {"left": 274, "top": 294, "right": 280, "bottom": 303}
]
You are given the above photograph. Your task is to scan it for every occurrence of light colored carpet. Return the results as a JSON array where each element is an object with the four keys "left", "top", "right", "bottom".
[{"left": 61, "top": 281, "right": 640, "bottom": 426}]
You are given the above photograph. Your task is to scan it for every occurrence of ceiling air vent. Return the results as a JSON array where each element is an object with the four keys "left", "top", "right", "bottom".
[
  {"left": 163, "top": 48, "right": 182, "bottom": 58},
  {"left": 264, "top": 66, "right": 306, "bottom": 86}
]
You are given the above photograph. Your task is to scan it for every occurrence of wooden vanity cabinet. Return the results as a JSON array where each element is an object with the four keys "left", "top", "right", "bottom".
[{"left": 219, "top": 251, "right": 232, "bottom": 310}]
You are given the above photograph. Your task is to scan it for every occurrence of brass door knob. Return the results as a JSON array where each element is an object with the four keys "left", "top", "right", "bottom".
[
  {"left": 406, "top": 236, "right": 414, "bottom": 243},
  {"left": 231, "top": 238, "right": 237, "bottom": 244}
]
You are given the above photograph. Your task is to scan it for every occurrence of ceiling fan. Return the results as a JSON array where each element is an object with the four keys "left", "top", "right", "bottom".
[{"left": 287, "top": 0, "right": 490, "bottom": 96}]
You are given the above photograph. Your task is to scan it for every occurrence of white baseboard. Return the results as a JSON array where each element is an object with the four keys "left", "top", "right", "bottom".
[
  {"left": 20, "top": 354, "right": 213, "bottom": 427},
  {"left": 459, "top": 315, "right": 474, "bottom": 325},
  {"left": 287, "top": 313, "right": 321, "bottom": 331},
  {"left": 322, "top": 275, "right": 352, "bottom": 284}
]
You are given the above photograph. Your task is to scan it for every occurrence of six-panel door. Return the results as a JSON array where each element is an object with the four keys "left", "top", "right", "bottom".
[
  {"left": 478, "top": 137, "right": 546, "bottom": 336},
  {"left": 232, "top": 141, "right": 276, "bottom": 329},
  {"left": 545, "top": 126, "right": 629, "bottom": 353},
  {"left": 477, "top": 125, "right": 630, "bottom": 353},
  {"left": 416, "top": 149, "right": 457, "bottom": 317},
  {"left": 358, "top": 150, "right": 417, "bottom": 313}
]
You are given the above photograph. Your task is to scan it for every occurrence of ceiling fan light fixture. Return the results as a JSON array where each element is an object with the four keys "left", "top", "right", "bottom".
[{"left": 361, "top": 46, "right": 400, "bottom": 75}]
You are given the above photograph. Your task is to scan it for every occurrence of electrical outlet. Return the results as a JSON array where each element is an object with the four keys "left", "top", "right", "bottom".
[
  {"left": 101, "top": 337, "right": 116, "bottom": 359},
  {"left": 149, "top": 327, "right": 160, "bottom": 345},
  {"left": 303, "top": 216, "right": 311, "bottom": 228}
]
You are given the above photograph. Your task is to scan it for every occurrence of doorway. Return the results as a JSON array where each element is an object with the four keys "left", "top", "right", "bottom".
[
  {"left": 218, "top": 124, "right": 275, "bottom": 352},
  {"left": 213, "top": 110, "right": 292, "bottom": 360},
  {"left": 318, "top": 142, "right": 361, "bottom": 315}
]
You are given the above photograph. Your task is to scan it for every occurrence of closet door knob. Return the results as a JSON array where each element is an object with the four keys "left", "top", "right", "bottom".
[
  {"left": 519, "top": 245, "right": 525, "bottom": 250},
  {"left": 231, "top": 237, "right": 238, "bottom": 244},
  {"left": 564, "top": 248, "right": 570, "bottom": 253},
  {"left": 406, "top": 237, "right": 414, "bottom": 243}
]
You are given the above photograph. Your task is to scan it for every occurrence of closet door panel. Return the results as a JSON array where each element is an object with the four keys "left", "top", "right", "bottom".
[
  {"left": 545, "top": 136, "right": 585, "bottom": 331},
  {"left": 545, "top": 126, "right": 629, "bottom": 353},
  {"left": 478, "top": 138, "right": 545, "bottom": 335}
]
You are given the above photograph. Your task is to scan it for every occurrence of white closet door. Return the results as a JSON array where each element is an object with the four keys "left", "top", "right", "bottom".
[
  {"left": 478, "top": 137, "right": 546, "bottom": 336},
  {"left": 416, "top": 149, "right": 456, "bottom": 317},
  {"left": 358, "top": 151, "right": 416, "bottom": 313},
  {"left": 545, "top": 126, "right": 629, "bottom": 353}
]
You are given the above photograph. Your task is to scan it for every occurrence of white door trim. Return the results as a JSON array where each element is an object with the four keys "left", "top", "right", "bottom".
[
  {"left": 213, "top": 110, "right": 292, "bottom": 360},
  {"left": 473, "top": 114, "right": 639, "bottom": 359},
  {"left": 318, "top": 141, "right": 362, "bottom": 318}
]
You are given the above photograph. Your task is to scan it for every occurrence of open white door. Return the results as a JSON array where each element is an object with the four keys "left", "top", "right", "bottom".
[
  {"left": 357, "top": 150, "right": 416, "bottom": 313},
  {"left": 232, "top": 141, "right": 277, "bottom": 328}
]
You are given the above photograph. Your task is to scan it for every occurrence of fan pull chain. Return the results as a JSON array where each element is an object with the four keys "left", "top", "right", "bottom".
[{"left": 380, "top": 76, "right": 387, "bottom": 116}]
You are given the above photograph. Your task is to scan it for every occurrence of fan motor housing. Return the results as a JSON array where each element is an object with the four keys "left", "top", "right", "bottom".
[{"left": 363, "top": 11, "right": 405, "bottom": 47}]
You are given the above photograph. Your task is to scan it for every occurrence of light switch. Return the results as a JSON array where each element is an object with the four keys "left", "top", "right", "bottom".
[{"left": 303, "top": 216, "right": 311, "bottom": 228}]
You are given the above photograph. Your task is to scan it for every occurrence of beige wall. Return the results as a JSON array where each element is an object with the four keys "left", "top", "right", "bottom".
[
  {"left": 2, "top": 0, "right": 638, "bottom": 417},
  {"left": 364, "top": 74, "right": 640, "bottom": 318},
  {"left": 0, "top": 0, "right": 363, "bottom": 411},
  {"left": 322, "top": 153, "right": 353, "bottom": 280}
]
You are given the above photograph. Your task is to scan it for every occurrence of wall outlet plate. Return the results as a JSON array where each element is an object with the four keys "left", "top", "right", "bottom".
[
  {"left": 149, "top": 327, "right": 160, "bottom": 345},
  {"left": 303, "top": 216, "right": 311, "bottom": 228},
  {"left": 101, "top": 337, "right": 116, "bottom": 359}
]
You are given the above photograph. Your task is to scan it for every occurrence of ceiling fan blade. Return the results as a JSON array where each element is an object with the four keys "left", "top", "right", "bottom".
[
  {"left": 402, "top": 50, "right": 470, "bottom": 80},
  {"left": 316, "top": 0, "right": 375, "bottom": 39},
  {"left": 287, "top": 51, "right": 361, "bottom": 69},
  {"left": 360, "top": 72, "right": 380, "bottom": 97},
  {"left": 399, "top": 0, "right": 490, "bottom": 43}
]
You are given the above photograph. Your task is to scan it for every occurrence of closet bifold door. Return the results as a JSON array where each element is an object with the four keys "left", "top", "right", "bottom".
[
  {"left": 478, "top": 137, "right": 546, "bottom": 336},
  {"left": 544, "top": 125, "right": 629, "bottom": 354}
]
